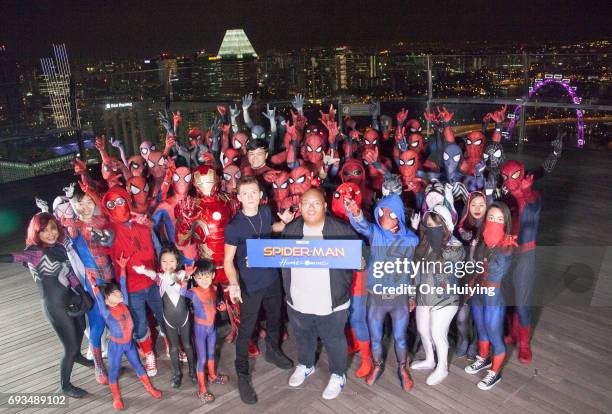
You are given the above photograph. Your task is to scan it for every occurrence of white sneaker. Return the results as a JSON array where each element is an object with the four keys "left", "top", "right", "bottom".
[
  {"left": 86, "top": 345, "right": 94, "bottom": 361},
  {"left": 465, "top": 355, "right": 491, "bottom": 375},
  {"left": 426, "top": 367, "right": 448, "bottom": 385},
  {"left": 410, "top": 359, "right": 436, "bottom": 370},
  {"left": 144, "top": 352, "right": 157, "bottom": 377},
  {"left": 289, "top": 364, "right": 315, "bottom": 387},
  {"left": 322, "top": 373, "right": 346, "bottom": 400}
]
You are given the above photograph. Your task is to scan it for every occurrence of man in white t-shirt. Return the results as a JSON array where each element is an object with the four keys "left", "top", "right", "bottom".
[{"left": 281, "top": 188, "right": 360, "bottom": 400}]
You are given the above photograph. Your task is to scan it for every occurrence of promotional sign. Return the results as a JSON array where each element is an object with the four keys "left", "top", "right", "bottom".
[{"left": 246, "top": 239, "right": 362, "bottom": 269}]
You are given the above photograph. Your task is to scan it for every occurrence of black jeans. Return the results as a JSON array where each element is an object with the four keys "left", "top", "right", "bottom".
[
  {"left": 235, "top": 277, "right": 283, "bottom": 375},
  {"left": 288, "top": 306, "right": 349, "bottom": 376}
]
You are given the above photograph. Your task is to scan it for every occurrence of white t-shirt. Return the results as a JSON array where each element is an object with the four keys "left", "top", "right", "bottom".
[{"left": 289, "top": 221, "right": 350, "bottom": 316}]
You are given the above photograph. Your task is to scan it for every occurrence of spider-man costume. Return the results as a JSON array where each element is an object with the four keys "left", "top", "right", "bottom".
[
  {"left": 89, "top": 273, "right": 161, "bottom": 410},
  {"left": 331, "top": 183, "right": 372, "bottom": 378},
  {"left": 500, "top": 160, "right": 541, "bottom": 364},
  {"left": 180, "top": 284, "right": 228, "bottom": 401}
]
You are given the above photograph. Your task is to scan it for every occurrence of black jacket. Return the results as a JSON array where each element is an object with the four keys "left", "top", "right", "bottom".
[{"left": 281, "top": 214, "right": 361, "bottom": 310}]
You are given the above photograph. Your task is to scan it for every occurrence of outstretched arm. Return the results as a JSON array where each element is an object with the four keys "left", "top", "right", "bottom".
[{"left": 242, "top": 93, "right": 254, "bottom": 129}]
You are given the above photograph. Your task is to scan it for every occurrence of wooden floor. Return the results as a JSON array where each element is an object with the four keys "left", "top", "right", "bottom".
[{"left": 1, "top": 145, "right": 611, "bottom": 413}]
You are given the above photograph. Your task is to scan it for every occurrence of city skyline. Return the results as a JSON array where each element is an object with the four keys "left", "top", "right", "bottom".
[{"left": 2, "top": 0, "right": 611, "bottom": 61}]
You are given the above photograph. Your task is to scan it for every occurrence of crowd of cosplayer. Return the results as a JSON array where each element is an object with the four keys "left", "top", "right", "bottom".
[{"left": 2, "top": 93, "right": 565, "bottom": 409}]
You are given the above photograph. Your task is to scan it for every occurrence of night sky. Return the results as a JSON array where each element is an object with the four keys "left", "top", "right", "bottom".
[{"left": 2, "top": 0, "right": 610, "bottom": 60}]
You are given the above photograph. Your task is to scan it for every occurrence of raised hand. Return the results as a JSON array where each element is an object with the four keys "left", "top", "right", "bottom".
[
  {"left": 369, "top": 101, "right": 380, "bottom": 117},
  {"left": 35, "top": 197, "right": 49, "bottom": 213},
  {"left": 437, "top": 106, "right": 454, "bottom": 123},
  {"left": 323, "top": 152, "right": 340, "bottom": 167},
  {"left": 109, "top": 137, "right": 124, "bottom": 150},
  {"left": 410, "top": 211, "right": 421, "bottom": 230},
  {"left": 241, "top": 93, "right": 253, "bottom": 110},
  {"left": 184, "top": 263, "right": 197, "bottom": 276},
  {"left": 173, "top": 111, "right": 182, "bottom": 132},
  {"left": 229, "top": 104, "right": 240, "bottom": 121},
  {"left": 396, "top": 108, "right": 409, "bottom": 126},
  {"left": 277, "top": 209, "right": 295, "bottom": 225},
  {"left": 95, "top": 136, "right": 106, "bottom": 152},
  {"left": 63, "top": 182, "right": 76, "bottom": 198},
  {"left": 159, "top": 110, "right": 173, "bottom": 134},
  {"left": 117, "top": 251, "right": 130, "bottom": 269},
  {"left": 262, "top": 104, "right": 276, "bottom": 121},
  {"left": 423, "top": 109, "right": 438, "bottom": 124},
  {"left": 73, "top": 158, "right": 87, "bottom": 175},
  {"left": 216, "top": 105, "right": 226, "bottom": 116},
  {"left": 292, "top": 93, "right": 305, "bottom": 112},
  {"left": 344, "top": 197, "right": 361, "bottom": 217}
]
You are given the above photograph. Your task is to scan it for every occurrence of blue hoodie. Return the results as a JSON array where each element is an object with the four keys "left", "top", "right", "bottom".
[{"left": 348, "top": 194, "right": 419, "bottom": 291}]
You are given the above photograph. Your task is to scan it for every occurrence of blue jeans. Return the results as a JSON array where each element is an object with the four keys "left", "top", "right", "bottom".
[{"left": 127, "top": 284, "right": 165, "bottom": 341}]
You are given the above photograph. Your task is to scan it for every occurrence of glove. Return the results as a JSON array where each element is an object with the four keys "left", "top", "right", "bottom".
[{"left": 66, "top": 284, "right": 94, "bottom": 317}]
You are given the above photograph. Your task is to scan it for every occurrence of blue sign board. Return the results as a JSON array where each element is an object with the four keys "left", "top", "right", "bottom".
[{"left": 246, "top": 239, "right": 362, "bottom": 269}]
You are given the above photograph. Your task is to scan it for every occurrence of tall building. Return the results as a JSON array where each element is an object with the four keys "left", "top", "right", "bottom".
[
  {"left": 216, "top": 29, "right": 258, "bottom": 99},
  {"left": 0, "top": 44, "right": 25, "bottom": 135}
]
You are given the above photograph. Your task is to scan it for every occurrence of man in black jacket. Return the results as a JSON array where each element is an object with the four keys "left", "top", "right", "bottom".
[{"left": 281, "top": 187, "right": 361, "bottom": 400}]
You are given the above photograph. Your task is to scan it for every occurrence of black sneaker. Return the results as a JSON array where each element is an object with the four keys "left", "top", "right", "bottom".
[
  {"left": 237, "top": 373, "right": 258, "bottom": 405},
  {"left": 464, "top": 356, "right": 492, "bottom": 375},
  {"left": 265, "top": 345, "right": 294, "bottom": 370},
  {"left": 478, "top": 369, "right": 502, "bottom": 390},
  {"left": 60, "top": 384, "right": 88, "bottom": 398},
  {"left": 171, "top": 374, "right": 182, "bottom": 388}
]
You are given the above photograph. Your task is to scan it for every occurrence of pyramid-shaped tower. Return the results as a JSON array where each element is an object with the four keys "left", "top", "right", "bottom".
[{"left": 217, "top": 29, "right": 258, "bottom": 59}]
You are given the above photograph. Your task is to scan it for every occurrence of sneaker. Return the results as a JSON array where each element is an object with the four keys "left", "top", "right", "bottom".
[
  {"left": 464, "top": 356, "right": 491, "bottom": 375},
  {"left": 144, "top": 352, "right": 158, "bottom": 377},
  {"left": 478, "top": 369, "right": 502, "bottom": 390},
  {"left": 322, "top": 373, "right": 346, "bottom": 400},
  {"left": 288, "top": 364, "right": 315, "bottom": 387}
]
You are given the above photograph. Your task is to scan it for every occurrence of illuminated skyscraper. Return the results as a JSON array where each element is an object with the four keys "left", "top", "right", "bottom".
[{"left": 216, "top": 29, "right": 258, "bottom": 99}]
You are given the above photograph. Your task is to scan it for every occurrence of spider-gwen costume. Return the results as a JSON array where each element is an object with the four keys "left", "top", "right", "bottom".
[
  {"left": 89, "top": 272, "right": 161, "bottom": 410},
  {"left": 1, "top": 236, "right": 92, "bottom": 398},
  {"left": 180, "top": 284, "right": 228, "bottom": 402},
  {"left": 133, "top": 268, "right": 197, "bottom": 387},
  {"left": 100, "top": 186, "right": 164, "bottom": 376},
  {"left": 346, "top": 194, "right": 417, "bottom": 391},
  {"left": 331, "top": 183, "right": 371, "bottom": 378}
]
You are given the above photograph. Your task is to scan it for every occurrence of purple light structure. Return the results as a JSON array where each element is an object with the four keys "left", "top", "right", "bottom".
[{"left": 506, "top": 78, "right": 585, "bottom": 148}]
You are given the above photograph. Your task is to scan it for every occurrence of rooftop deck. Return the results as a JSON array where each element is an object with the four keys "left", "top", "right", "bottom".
[{"left": 1, "top": 145, "right": 611, "bottom": 413}]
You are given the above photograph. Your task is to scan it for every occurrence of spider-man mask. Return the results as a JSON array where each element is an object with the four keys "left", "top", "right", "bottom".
[
  {"left": 332, "top": 182, "right": 362, "bottom": 221},
  {"left": 465, "top": 131, "right": 485, "bottom": 161},
  {"left": 221, "top": 148, "right": 240, "bottom": 168},
  {"left": 339, "top": 159, "right": 365, "bottom": 186},
  {"left": 408, "top": 133, "right": 425, "bottom": 154},
  {"left": 302, "top": 133, "right": 325, "bottom": 164},
  {"left": 188, "top": 128, "right": 205, "bottom": 147},
  {"left": 147, "top": 151, "right": 167, "bottom": 179},
  {"left": 501, "top": 160, "right": 525, "bottom": 194},
  {"left": 406, "top": 119, "right": 422, "bottom": 133},
  {"left": 103, "top": 187, "right": 131, "bottom": 223},
  {"left": 193, "top": 165, "right": 218, "bottom": 196},
  {"left": 172, "top": 166, "right": 192, "bottom": 196},
  {"left": 139, "top": 140, "right": 155, "bottom": 160},
  {"left": 128, "top": 155, "right": 146, "bottom": 177},
  {"left": 288, "top": 166, "right": 313, "bottom": 196},
  {"left": 443, "top": 144, "right": 462, "bottom": 174},
  {"left": 264, "top": 171, "right": 290, "bottom": 203},
  {"left": 377, "top": 207, "right": 399, "bottom": 233},
  {"left": 232, "top": 132, "right": 248, "bottom": 153},
  {"left": 126, "top": 176, "right": 150, "bottom": 209},
  {"left": 363, "top": 129, "right": 379, "bottom": 151},
  {"left": 398, "top": 150, "right": 420, "bottom": 179},
  {"left": 222, "top": 165, "right": 241, "bottom": 195},
  {"left": 101, "top": 158, "right": 122, "bottom": 182}
]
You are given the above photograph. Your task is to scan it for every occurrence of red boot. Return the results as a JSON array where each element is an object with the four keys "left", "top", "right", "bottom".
[
  {"left": 518, "top": 325, "right": 533, "bottom": 364},
  {"left": 504, "top": 313, "right": 519, "bottom": 345},
  {"left": 355, "top": 340, "right": 372, "bottom": 378},
  {"left": 139, "top": 375, "right": 161, "bottom": 399},
  {"left": 109, "top": 383, "right": 124, "bottom": 410}
]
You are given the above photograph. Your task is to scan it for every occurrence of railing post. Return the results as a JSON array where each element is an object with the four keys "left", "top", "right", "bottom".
[
  {"left": 426, "top": 54, "right": 433, "bottom": 138},
  {"left": 518, "top": 51, "right": 530, "bottom": 151}
]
